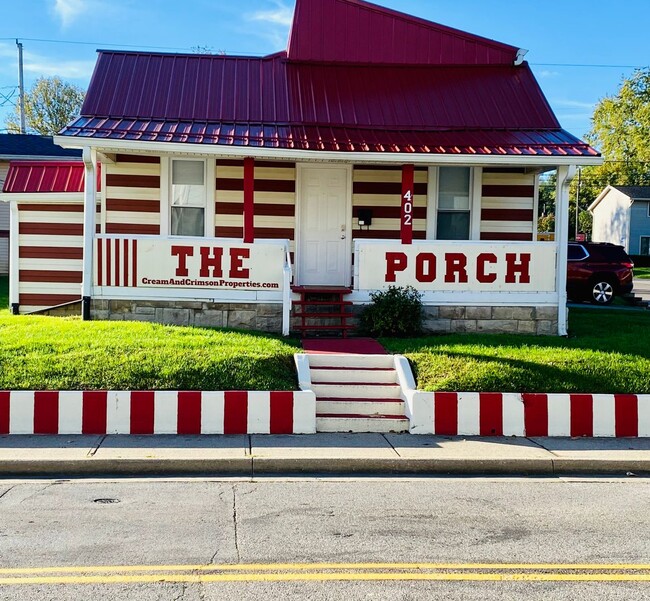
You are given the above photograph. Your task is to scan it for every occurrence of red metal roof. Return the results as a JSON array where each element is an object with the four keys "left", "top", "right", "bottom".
[
  {"left": 2, "top": 161, "right": 101, "bottom": 193},
  {"left": 59, "top": 0, "right": 600, "bottom": 158},
  {"left": 287, "top": 0, "right": 519, "bottom": 65}
]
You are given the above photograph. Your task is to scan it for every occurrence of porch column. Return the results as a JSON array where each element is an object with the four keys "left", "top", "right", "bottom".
[
  {"left": 400, "top": 164, "right": 414, "bottom": 244},
  {"left": 243, "top": 157, "right": 255, "bottom": 244},
  {"left": 81, "top": 147, "right": 97, "bottom": 321},
  {"left": 9, "top": 201, "right": 19, "bottom": 314},
  {"left": 555, "top": 165, "right": 577, "bottom": 336}
]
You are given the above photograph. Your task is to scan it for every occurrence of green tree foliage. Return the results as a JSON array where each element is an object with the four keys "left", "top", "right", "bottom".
[
  {"left": 576, "top": 68, "right": 650, "bottom": 209},
  {"left": 5, "top": 76, "right": 85, "bottom": 136},
  {"left": 540, "top": 69, "right": 650, "bottom": 239}
]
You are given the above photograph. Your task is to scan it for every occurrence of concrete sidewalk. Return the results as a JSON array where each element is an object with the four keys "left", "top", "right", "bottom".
[{"left": 1, "top": 434, "right": 649, "bottom": 476}]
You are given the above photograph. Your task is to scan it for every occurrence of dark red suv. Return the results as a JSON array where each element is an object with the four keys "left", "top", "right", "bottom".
[{"left": 567, "top": 242, "right": 634, "bottom": 305}]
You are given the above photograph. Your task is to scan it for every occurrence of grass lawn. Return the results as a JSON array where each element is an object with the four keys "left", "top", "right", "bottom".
[
  {"left": 0, "top": 278, "right": 300, "bottom": 391},
  {"left": 1, "top": 273, "right": 648, "bottom": 393},
  {"left": 635, "top": 267, "right": 650, "bottom": 279},
  {"left": 382, "top": 308, "right": 650, "bottom": 394}
]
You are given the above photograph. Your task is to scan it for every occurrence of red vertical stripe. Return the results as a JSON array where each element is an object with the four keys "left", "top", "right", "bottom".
[
  {"left": 400, "top": 163, "right": 414, "bottom": 245},
  {"left": 132, "top": 239, "right": 138, "bottom": 287},
  {"left": 224, "top": 391, "right": 248, "bottom": 434},
  {"left": 615, "top": 394, "right": 638, "bottom": 437},
  {"left": 97, "top": 238, "right": 103, "bottom": 286},
  {"left": 123, "top": 238, "right": 129, "bottom": 287},
  {"left": 130, "top": 391, "right": 155, "bottom": 434},
  {"left": 270, "top": 391, "right": 294, "bottom": 434},
  {"left": 0, "top": 391, "right": 9, "bottom": 434},
  {"left": 523, "top": 393, "right": 548, "bottom": 436},
  {"left": 570, "top": 394, "right": 593, "bottom": 437},
  {"left": 34, "top": 391, "right": 59, "bottom": 434},
  {"left": 479, "top": 393, "right": 503, "bottom": 436},
  {"left": 243, "top": 157, "right": 255, "bottom": 244},
  {"left": 114, "top": 238, "right": 120, "bottom": 285},
  {"left": 106, "top": 239, "right": 112, "bottom": 286},
  {"left": 177, "top": 391, "right": 202, "bottom": 435},
  {"left": 434, "top": 392, "right": 458, "bottom": 435},
  {"left": 82, "top": 391, "right": 107, "bottom": 435}
]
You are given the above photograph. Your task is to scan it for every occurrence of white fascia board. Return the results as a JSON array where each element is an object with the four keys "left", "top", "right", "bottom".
[
  {"left": 53, "top": 136, "right": 604, "bottom": 167},
  {"left": 588, "top": 185, "right": 614, "bottom": 212},
  {"left": 0, "top": 192, "right": 97, "bottom": 203}
]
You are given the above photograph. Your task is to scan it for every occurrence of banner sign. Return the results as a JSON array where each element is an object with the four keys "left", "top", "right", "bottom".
[
  {"left": 357, "top": 242, "right": 556, "bottom": 292},
  {"left": 95, "top": 237, "right": 286, "bottom": 290}
]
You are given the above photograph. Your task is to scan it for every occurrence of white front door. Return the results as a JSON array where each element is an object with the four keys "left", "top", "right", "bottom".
[{"left": 298, "top": 166, "right": 350, "bottom": 286}]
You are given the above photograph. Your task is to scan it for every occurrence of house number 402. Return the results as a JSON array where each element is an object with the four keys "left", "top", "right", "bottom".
[{"left": 403, "top": 189, "right": 413, "bottom": 225}]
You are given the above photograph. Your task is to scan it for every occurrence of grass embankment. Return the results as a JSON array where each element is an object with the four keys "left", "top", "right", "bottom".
[
  {"left": 0, "top": 276, "right": 299, "bottom": 390},
  {"left": 635, "top": 267, "right": 650, "bottom": 279},
  {"left": 1, "top": 275, "right": 648, "bottom": 393},
  {"left": 382, "top": 309, "right": 650, "bottom": 394}
]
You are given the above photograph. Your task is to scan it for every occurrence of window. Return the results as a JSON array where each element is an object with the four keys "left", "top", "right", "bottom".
[
  {"left": 641, "top": 236, "right": 650, "bottom": 256},
  {"left": 436, "top": 167, "right": 471, "bottom": 240},
  {"left": 171, "top": 159, "right": 206, "bottom": 236},
  {"left": 568, "top": 243, "right": 589, "bottom": 261}
]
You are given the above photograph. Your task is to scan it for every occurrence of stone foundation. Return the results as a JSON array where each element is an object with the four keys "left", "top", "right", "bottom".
[
  {"left": 91, "top": 299, "right": 284, "bottom": 333},
  {"left": 347, "top": 304, "right": 560, "bottom": 336}
]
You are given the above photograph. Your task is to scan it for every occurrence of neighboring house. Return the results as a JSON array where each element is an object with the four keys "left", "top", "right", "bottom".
[
  {"left": 0, "top": 135, "right": 81, "bottom": 276},
  {"left": 1, "top": 0, "right": 601, "bottom": 335},
  {"left": 589, "top": 185, "right": 650, "bottom": 256}
]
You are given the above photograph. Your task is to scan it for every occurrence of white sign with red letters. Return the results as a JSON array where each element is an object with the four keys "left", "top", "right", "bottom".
[
  {"left": 356, "top": 241, "right": 556, "bottom": 292},
  {"left": 95, "top": 237, "right": 286, "bottom": 291}
]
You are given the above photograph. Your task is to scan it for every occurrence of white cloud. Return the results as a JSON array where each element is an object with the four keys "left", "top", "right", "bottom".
[
  {"left": 24, "top": 58, "right": 96, "bottom": 80},
  {"left": 53, "top": 0, "right": 91, "bottom": 27},
  {"left": 248, "top": 1, "right": 293, "bottom": 27},
  {"left": 553, "top": 99, "right": 596, "bottom": 110},
  {"left": 538, "top": 70, "right": 559, "bottom": 79}
]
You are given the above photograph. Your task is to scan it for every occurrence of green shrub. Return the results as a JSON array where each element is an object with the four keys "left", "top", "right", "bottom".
[{"left": 360, "top": 285, "right": 423, "bottom": 337}]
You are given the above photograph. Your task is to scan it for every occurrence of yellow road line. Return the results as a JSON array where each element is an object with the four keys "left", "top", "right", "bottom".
[
  {"left": 1, "top": 572, "right": 650, "bottom": 585},
  {"left": 1, "top": 562, "right": 650, "bottom": 575}
]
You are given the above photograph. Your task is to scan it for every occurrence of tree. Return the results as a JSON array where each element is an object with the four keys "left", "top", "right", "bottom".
[
  {"left": 574, "top": 68, "right": 650, "bottom": 211},
  {"left": 5, "top": 76, "right": 85, "bottom": 136}
]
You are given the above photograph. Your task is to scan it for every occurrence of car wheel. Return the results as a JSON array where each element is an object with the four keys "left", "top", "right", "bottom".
[{"left": 590, "top": 279, "right": 615, "bottom": 305}]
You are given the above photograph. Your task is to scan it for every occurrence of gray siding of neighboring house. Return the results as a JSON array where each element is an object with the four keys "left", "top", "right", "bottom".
[
  {"left": 630, "top": 200, "right": 650, "bottom": 255},
  {"left": 0, "top": 162, "right": 8, "bottom": 275}
]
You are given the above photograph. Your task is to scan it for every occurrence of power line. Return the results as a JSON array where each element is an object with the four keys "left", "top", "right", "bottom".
[{"left": 2, "top": 38, "right": 644, "bottom": 67}]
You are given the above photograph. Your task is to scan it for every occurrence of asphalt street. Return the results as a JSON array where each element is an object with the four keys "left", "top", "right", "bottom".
[{"left": 0, "top": 476, "right": 648, "bottom": 599}]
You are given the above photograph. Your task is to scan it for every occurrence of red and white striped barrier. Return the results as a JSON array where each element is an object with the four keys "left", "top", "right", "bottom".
[
  {"left": 406, "top": 392, "right": 650, "bottom": 437},
  {"left": 0, "top": 391, "right": 316, "bottom": 435}
]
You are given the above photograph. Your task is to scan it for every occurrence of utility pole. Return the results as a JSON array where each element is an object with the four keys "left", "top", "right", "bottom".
[
  {"left": 574, "top": 167, "right": 581, "bottom": 240},
  {"left": 16, "top": 39, "right": 25, "bottom": 134}
]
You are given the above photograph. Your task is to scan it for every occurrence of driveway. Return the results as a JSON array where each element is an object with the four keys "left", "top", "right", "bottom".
[{"left": 633, "top": 278, "right": 650, "bottom": 303}]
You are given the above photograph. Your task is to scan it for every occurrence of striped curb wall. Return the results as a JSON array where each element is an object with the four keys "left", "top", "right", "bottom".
[
  {"left": 406, "top": 392, "right": 650, "bottom": 437},
  {"left": 0, "top": 390, "right": 316, "bottom": 435}
]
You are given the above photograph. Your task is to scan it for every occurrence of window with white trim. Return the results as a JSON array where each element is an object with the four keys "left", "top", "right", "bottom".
[
  {"left": 171, "top": 159, "right": 206, "bottom": 237},
  {"left": 437, "top": 167, "right": 471, "bottom": 239},
  {"left": 427, "top": 166, "right": 475, "bottom": 240}
]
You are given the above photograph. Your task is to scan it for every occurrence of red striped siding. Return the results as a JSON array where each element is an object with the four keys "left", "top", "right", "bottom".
[
  {"left": 106, "top": 223, "right": 159, "bottom": 235},
  {"left": 270, "top": 391, "right": 294, "bottom": 434},
  {"left": 480, "top": 232, "right": 533, "bottom": 241},
  {"left": 106, "top": 174, "right": 159, "bottom": 188},
  {"left": 19, "top": 293, "right": 80, "bottom": 306},
  {"left": 106, "top": 199, "right": 159, "bottom": 212},
  {"left": 130, "top": 391, "right": 155, "bottom": 434},
  {"left": 20, "top": 247, "right": 83, "bottom": 259},
  {"left": 177, "top": 391, "right": 202, "bottom": 435},
  {"left": 481, "top": 209, "right": 533, "bottom": 221},
  {"left": 19, "top": 270, "right": 81, "bottom": 283},
  {"left": 224, "top": 391, "right": 248, "bottom": 434}
]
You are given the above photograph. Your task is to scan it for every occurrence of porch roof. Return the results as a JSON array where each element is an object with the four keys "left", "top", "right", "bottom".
[{"left": 2, "top": 161, "right": 101, "bottom": 194}]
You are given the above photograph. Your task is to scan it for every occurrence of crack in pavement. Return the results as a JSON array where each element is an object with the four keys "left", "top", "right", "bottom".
[{"left": 0, "top": 485, "right": 15, "bottom": 502}]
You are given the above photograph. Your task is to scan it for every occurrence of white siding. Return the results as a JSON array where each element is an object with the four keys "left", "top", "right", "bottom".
[{"left": 591, "top": 189, "right": 632, "bottom": 251}]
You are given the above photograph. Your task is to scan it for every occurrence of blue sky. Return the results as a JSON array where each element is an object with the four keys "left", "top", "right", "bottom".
[{"left": 0, "top": 0, "right": 648, "bottom": 139}]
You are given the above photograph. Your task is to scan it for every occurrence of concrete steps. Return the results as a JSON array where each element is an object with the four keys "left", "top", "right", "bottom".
[{"left": 305, "top": 353, "right": 408, "bottom": 433}]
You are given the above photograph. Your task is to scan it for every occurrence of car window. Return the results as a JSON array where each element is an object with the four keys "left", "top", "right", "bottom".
[{"left": 568, "top": 245, "right": 588, "bottom": 261}]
